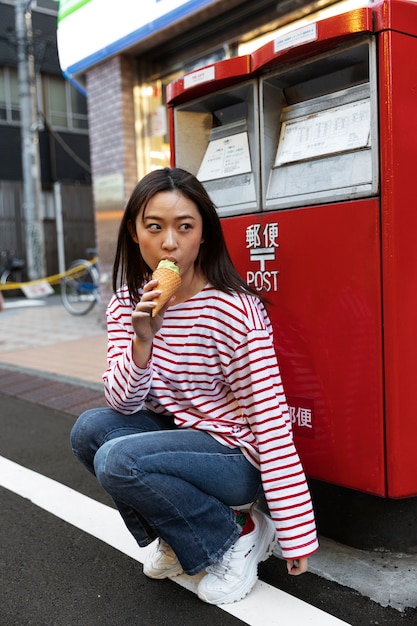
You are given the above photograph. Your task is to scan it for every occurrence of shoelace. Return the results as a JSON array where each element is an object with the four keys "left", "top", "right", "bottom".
[{"left": 206, "top": 545, "right": 234, "bottom": 578}]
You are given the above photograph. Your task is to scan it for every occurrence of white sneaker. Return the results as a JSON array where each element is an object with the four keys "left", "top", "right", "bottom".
[
  {"left": 143, "top": 538, "right": 183, "bottom": 579},
  {"left": 197, "top": 509, "right": 276, "bottom": 605}
]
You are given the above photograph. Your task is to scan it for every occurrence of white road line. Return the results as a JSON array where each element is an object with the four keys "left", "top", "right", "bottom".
[{"left": 0, "top": 456, "right": 349, "bottom": 625}]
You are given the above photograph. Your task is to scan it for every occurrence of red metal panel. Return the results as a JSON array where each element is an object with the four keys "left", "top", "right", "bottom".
[
  {"left": 168, "top": 102, "right": 176, "bottom": 167},
  {"left": 378, "top": 27, "right": 417, "bottom": 497},
  {"left": 373, "top": 0, "right": 417, "bottom": 36},
  {"left": 221, "top": 199, "right": 385, "bottom": 495},
  {"left": 251, "top": 7, "right": 374, "bottom": 72},
  {"left": 166, "top": 55, "right": 251, "bottom": 105}
]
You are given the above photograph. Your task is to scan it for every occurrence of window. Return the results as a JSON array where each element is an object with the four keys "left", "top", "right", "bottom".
[
  {"left": 134, "top": 80, "right": 171, "bottom": 178},
  {"left": 43, "top": 75, "right": 88, "bottom": 131},
  {"left": 35, "top": 0, "right": 59, "bottom": 11},
  {"left": 0, "top": 68, "right": 20, "bottom": 123},
  {"left": 0, "top": 69, "right": 88, "bottom": 131},
  {"left": 1, "top": 0, "right": 59, "bottom": 14}
]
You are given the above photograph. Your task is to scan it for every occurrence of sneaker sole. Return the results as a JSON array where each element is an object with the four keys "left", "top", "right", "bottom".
[{"left": 143, "top": 564, "right": 184, "bottom": 580}]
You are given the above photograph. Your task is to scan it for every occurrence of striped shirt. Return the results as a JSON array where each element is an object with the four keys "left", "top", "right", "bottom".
[{"left": 104, "top": 284, "right": 319, "bottom": 560}]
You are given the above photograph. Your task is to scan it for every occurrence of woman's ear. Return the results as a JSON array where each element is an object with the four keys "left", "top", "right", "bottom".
[{"left": 127, "top": 220, "right": 139, "bottom": 244}]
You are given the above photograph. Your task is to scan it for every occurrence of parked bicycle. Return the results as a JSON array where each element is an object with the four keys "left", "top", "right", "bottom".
[
  {"left": 0, "top": 249, "right": 25, "bottom": 296},
  {"left": 61, "top": 248, "right": 100, "bottom": 315}
]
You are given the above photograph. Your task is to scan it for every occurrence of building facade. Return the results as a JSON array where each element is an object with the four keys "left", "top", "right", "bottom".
[{"left": 0, "top": 0, "right": 94, "bottom": 279}]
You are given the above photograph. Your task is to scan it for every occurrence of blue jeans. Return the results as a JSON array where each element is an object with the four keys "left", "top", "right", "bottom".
[{"left": 70, "top": 407, "right": 262, "bottom": 575}]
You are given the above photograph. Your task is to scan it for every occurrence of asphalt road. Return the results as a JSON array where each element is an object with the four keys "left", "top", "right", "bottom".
[{"left": 1, "top": 392, "right": 416, "bottom": 626}]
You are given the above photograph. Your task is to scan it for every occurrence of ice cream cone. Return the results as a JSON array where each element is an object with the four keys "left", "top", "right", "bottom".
[{"left": 151, "top": 260, "right": 181, "bottom": 317}]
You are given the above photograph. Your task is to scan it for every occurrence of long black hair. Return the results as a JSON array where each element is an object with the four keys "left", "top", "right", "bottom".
[{"left": 113, "top": 167, "right": 263, "bottom": 303}]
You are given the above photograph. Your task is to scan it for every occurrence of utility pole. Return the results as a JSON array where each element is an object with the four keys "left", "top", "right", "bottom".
[{"left": 15, "top": 0, "right": 46, "bottom": 281}]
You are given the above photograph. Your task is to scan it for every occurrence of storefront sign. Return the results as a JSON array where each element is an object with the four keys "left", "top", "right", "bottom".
[{"left": 57, "top": 0, "right": 220, "bottom": 79}]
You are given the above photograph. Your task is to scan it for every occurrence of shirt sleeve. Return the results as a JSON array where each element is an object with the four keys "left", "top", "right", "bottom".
[
  {"left": 225, "top": 326, "right": 319, "bottom": 560},
  {"left": 102, "top": 295, "right": 152, "bottom": 414}
]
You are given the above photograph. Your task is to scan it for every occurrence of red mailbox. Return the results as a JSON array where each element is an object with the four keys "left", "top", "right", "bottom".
[
  {"left": 167, "top": 0, "right": 417, "bottom": 498},
  {"left": 167, "top": 55, "right": 260, "bottom": 217}
]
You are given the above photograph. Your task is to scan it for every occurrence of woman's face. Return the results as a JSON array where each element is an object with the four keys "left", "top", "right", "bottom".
[{"left": 130, "top": 190, "right": 204, "bottom": 281}]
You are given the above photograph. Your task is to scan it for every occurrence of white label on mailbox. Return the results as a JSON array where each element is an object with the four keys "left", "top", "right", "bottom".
[
  {"left": 184, "top": 66, "right": 215, "bottom": 89},
  {"left": 274, "top": 23, "right": 317, "bottom": 54},
  {"left": 275, "top": 99, "right": 371, "bottom": 166},
  {"left": 198, "top": 131, "right": 252, "bottom": 181},
  {"left": 246, "top": 222, "right": 280, "bottom": 293}
]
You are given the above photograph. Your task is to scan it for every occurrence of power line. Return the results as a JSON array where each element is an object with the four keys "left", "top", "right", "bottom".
[{"left": 41, "top": 113, "right": 91, "bottom": 174}]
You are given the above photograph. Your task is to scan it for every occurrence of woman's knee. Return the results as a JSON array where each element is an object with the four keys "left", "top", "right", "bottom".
[
  {"left": 93, "top": 437, "right": 128, "bottom": 492},
  {"left": 70, "top": 407, "right": 119, "bottom": 473},
  {"left": 70, "top": 407, "right": 106, "bottom": 451}
]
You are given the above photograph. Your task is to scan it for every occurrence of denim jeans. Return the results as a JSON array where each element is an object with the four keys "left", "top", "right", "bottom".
[{"left": 70, "top": 407, "right": 262, "bottom": 575}]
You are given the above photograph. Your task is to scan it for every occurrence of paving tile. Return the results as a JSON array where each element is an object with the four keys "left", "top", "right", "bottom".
[
  {"left": 0, "top": 297, "right": 108, "bottom": 414},
  {"left": 18, "top": 382, "right": 73, "bottom": 403},
  {"left": 58, "top": 397, "right": 107, "bottom": 417},
  {"left": 1, "top": 368, "right": 106, "bottom": 416},
  {"left": 2, "top": 375, "right": 45, "bottom": 396},
  {"left": 43, "top": 388, "right": 103, "bottom": 410}
]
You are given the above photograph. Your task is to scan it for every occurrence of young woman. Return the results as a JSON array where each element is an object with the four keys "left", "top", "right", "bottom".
[{"left": 70, "top": 167, "right": 318, "bottom": 605}]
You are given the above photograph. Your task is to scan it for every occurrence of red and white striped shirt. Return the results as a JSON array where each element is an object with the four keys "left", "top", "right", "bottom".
[{"left": 103, "top": 284, "right": 319, "bottom": 560}]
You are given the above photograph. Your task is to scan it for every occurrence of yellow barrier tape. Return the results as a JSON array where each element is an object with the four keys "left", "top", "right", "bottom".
[{"left": 0, "top": 257, "right": 98, "bottom": 291}]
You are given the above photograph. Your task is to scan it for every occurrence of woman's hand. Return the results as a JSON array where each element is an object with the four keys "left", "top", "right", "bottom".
[
  {"left": 131, "top": 279, "right": 163, "bottom": 342},
  {"left": 286, "top": 557, "right": 308, "bottom": 576},
  {"left": 131, "top": 279, "right": 174, "bottom": 367}
]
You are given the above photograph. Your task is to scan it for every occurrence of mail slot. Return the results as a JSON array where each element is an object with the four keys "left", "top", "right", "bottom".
[{"left": 167, "top": 56, "right": 260, "bottom": 216}]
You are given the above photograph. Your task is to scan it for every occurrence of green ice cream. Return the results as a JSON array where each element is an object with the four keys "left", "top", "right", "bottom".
[{"left": 156, "top": 260, "right": 179, "bottom": 274}]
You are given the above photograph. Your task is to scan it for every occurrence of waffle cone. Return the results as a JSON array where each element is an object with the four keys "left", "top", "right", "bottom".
[{"left": 151, "top": 267, "right": 182, "bottom": 316}]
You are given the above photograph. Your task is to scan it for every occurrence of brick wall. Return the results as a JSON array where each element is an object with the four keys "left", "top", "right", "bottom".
[
  {"left": 85, "top": 56, "right": 139, "bottom": 315},
  {"left": 86, "top": 55, "right": 138, "bottom": 205}
]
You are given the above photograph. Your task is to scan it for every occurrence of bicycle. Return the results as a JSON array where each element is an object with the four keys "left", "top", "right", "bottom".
[
  {"left": 61, "top": 248, "right": 100, "bottom": 315},
  {"left": 0, "top": 249, "right": 25, "bottom": 296}
]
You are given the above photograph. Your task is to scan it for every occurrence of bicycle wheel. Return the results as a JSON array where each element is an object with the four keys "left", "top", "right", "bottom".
[
  {"left": 61, "top": 259, "right": 99, "bottom": 315},
  {"left": 0, "top": 269, "right": 23, "bottom": 297}
]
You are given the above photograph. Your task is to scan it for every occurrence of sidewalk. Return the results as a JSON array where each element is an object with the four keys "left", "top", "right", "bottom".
[{"left": 0, "top": 294, "right": 107, "bottom": 415}]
